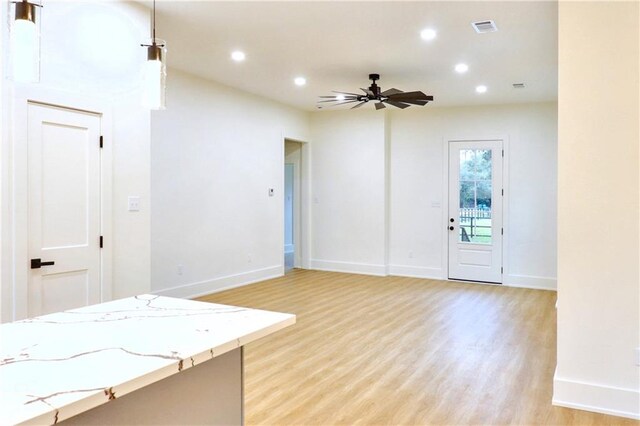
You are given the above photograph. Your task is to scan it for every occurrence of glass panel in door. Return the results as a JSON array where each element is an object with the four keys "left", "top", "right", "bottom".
[{"left": 458, "top": 149, "right": 492, "bottom": 244}]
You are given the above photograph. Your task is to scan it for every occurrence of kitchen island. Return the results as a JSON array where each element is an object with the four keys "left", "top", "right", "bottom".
[{"left": 0, "top": 295, "right": 295, "bottom": 425}]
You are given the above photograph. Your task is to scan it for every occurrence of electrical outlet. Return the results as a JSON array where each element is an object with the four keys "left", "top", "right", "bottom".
[
  {"left": 128, "top": 196, "right": 140, "bottom": 212},
  {"left": 177, "top": 264, "right": 183, "bottom": 276},
  {"left": 635, "top": 347, "right": 640, "bottom": 366},
  {"left": 408, "top": 251, "right": 414, "bottom": 259}
]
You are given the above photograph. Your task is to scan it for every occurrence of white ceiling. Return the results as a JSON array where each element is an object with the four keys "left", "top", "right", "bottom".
[{"left": 154, "top": 1, "right": 558, "bottom": 111}]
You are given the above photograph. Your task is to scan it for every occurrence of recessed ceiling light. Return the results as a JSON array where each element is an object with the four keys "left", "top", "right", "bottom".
[
  {"left": 336, "top": 94, "right": 346, "bottom": 101},
  {"left": 455, "top": 63, "right": 469, "bottom": 73},
  {"left": 475, "top": 85, "right": 488, "bottom": 94},
  {"left": 231, "top": 51, "right": 246, "bottom": 62},
  {"left": 294, "top": 77, "right": 307, "bottom": 86},
  {"left": 420, "top": 28, "right": 437, "bottom": 41}
]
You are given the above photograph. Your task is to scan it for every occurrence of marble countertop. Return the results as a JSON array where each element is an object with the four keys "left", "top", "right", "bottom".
[{"left": 0, "top": 295, "right": 295, "bottom": 425}]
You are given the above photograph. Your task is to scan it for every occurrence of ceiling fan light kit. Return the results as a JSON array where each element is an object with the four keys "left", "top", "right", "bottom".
[{"left": 318, "top": 74, "right": 433, "bottom": 110}]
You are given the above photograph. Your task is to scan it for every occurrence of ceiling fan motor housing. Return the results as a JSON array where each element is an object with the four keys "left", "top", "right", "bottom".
[{"left": 369, "top": 73, "right": 381, "bottom": 97}]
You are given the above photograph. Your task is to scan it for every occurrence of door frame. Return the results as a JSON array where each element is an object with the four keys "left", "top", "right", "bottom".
[
  {"left": 441, "top": 136, "right": 510, "bottom": 284},
  {"left": 4, "top": 85, "right": 113, "bottom": 321},
  {"left": 281, "top": 136, "right": 311, "bottom": 272}
]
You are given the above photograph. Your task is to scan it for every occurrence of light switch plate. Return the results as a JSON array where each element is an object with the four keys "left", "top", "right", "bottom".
[
  {"left": 268, "top": 188, "right": 274, "bottom": 197},
  {"left": 128, "top": 196, "right": 140, "bottom": 212}
]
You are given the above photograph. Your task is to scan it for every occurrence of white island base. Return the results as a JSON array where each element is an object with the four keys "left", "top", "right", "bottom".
[{"left": 62, "top": 348, "right": 243, "bottom": 425}]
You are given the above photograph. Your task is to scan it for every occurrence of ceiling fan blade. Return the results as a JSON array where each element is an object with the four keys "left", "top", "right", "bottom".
[
  {"left": 351, "top": 101, "right": 367, "bottom": 109},
  {"left": 332, "top": 91, "right": 361, "bottom": 96},
  {"left": 384, "top": 100, "right": 411, "bottom": 109},
  {"left": 322, "top": 100, "right": 361, "bottom": 107},
  {"left": 317, "top": 97, "right": 358, "bottom": 103},
  {"left": 375, "top": 102, "right": 386, "bottom": 110},
  {"left": 381, "top": 88, "right": 403, "bottom": 96},
  {"left": 319, "top": 95, "right": 358, "bottom": 99},
  {"left": 388, "top": 91, "right": 433, "bottom": 101},
  {"left": 388, "top": 90, "right": 426, "bottom": 97},
  {"left": 397, "top": 99, "right": 430, "bottom": 106}
]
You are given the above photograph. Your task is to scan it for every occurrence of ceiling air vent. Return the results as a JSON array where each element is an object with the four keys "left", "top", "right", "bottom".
[
  {"left": 512, "top": 83, "right": 526, "bottom": 89},
  {"left": 472, "top": 20, "right": 498, "bottom": 33}
]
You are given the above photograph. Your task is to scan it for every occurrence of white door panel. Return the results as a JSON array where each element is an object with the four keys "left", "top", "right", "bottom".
[
  {"left": 28, "top": 103, "right": 102, "bottom": 316},
  {"left": 448, "top": 140, "right": 503, "bottom": 283}
]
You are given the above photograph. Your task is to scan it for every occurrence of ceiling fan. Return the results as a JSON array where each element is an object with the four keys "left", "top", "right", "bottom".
[{"left": 318, "top": 74, "right": 434, "bottom": 110}]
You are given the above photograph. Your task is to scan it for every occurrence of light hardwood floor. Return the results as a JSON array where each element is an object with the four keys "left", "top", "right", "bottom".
[{"left": 198, "top": 270, "right": 636, "bottom": 426}]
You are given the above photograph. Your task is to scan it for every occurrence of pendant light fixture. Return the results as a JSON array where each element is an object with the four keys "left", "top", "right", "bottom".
[
  {"left": 141, "top": 0, "right": 166, "bottom": 109},
  {"left": 9, "top": 0, "right": 42, "bottom": 83}
]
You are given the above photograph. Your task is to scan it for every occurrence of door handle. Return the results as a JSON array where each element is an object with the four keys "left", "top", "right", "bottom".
[
  {"left": 30, "top": 258, "right": 55, "bottom": 269},
  {"left": 450, "top": 218, "right": 455, "bottom": 223},
  {"left": 449, "top": 226, "right": 455, "bottom": 231}
]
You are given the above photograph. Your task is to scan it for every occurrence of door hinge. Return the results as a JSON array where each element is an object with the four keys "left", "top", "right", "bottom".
[
  {"left": 501, "top": 267, "right": 504, "bottom": 274},
  {"left": 100, "top": 135, "right": 104, "bottom": 148},
  {"left": 501, "top": 228, "right": 504, "bottom": 235},
  {"left": 99, "top": 236, "right": 103, "bottom": 248},
  {"left": 502, "top": 189, "right": 504, "bottom": 196},
  {"left": 501, "top": 149, "right": 504, "bottom": 157}
]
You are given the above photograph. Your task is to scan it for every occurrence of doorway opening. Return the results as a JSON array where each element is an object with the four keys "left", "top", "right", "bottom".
[
  {"left": 284, "top": 140, "right": 303, "bottom": 273},
  {"left": 448, "top": 139, "right": 504, "bottom": 284}
]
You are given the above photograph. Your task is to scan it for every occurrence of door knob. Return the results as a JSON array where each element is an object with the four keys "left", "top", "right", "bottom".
[
  {"left": 30, "top": 258, "right": 55, "bottom": 269},
  {"left": 450, "top": 218, "right": 455, "bottom": 223},
  {"left": 449, "top": 226, "right": 455, "bottom": 231}
]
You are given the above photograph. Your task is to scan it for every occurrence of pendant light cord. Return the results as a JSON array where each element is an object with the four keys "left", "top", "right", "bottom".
[{"left": 152, "top": 0, "right": 156, "bottom": 41}]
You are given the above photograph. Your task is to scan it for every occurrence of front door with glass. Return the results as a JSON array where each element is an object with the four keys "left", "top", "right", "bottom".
[{"left": 448, "top": 140, "right": 503, "bottom": 283}]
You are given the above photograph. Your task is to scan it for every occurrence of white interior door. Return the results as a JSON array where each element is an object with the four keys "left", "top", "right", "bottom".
[
  {"left": 448, "top": 140, "right": 503, "bottom": 284},
  {"left": 27, "top": 103, "right": 102, "bottom": 316}
]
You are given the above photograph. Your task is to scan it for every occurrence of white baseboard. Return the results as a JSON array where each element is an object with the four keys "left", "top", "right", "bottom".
[
  {"left": 504, "top": 273, "right": 557, "bottom": 291},
  {"left": 553, "top": 375, "right": 640, "bottom": 420},
  {"left": 388, "top": 264, "right": 445, "bottom": 280},
  {"left": 153, "top": 266, "right": 284, "bottom": 300},
  {"left": 309, "top": 259, "right": 387, "bottom": 276}
]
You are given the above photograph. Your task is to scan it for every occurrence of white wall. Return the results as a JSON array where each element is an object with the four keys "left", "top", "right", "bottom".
[
  {"left": 309, "top": 103, "right": 557, "bottom": 288},
  {"left": 111, "top": 94, "right": 151, "bottom": 299},
  {"left": 0, "top": 0, "right": 151, "bottom": 321},
  {"left": 309, "top": 110, "right": 388, "bottom": 275},
  {"left": 150, "top": 69, "right": 309, "bottom": 298},
  {"left": 389, "top": 103, "right": 557, "bottom": 289},
  {"left": 0, "top": 0, "right": 9, "bottom": 322},
  {"left": 554, "top": 1, "right": 639, "bottom": 419}
]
